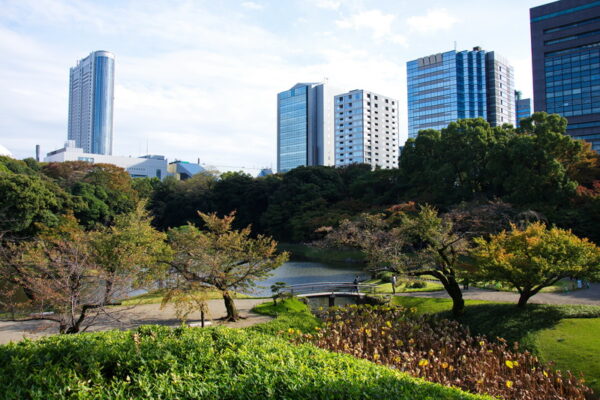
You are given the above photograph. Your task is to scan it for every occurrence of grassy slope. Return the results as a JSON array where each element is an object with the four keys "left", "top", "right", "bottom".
[
  {"left": 392, "top": 296, "right": 600, "bottom": 394},
  {"left": 366, "top": 278, "right": 444, "bottom": 294},
  {"left": 0, "top": 305, "right": 490, "bottom": 400},
  {"left": 535, "top": 319, "right": 600, "bottom": 392}
]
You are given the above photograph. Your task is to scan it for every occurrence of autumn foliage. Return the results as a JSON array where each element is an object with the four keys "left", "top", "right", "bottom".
[{"left": 294, "top": 305, "right": 592, "bottom": 400}]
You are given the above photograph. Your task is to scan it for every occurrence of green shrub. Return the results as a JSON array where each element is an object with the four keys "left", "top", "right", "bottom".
[
  {"left": 0, "top": 325, "right": 488, "bottom": 400},
  {"left": 406, "top": 280, "right": 427, "bottom": 289}
]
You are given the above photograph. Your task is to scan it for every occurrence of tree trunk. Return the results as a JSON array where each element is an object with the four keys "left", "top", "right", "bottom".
[
  {"left": 517, "top": 291, "right": 532, "bottom": 308},
  {"left": 446, "top": 277, "right": 465, "bottom": 316},
  {"left": 222, "top": 291, "right": 239, "bottom": 321}
]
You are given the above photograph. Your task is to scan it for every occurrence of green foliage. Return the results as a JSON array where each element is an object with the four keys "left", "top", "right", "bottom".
[{"left": 0, "top": 324, "right": 487, "bottom": 400}]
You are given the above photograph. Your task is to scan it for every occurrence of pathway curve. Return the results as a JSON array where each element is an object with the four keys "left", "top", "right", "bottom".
[
  {"left": 0, "top": 298, "right": 271, "bottom": 345},
  {"left": 394, "top": 283, "right": 600, "bottom": 306}
]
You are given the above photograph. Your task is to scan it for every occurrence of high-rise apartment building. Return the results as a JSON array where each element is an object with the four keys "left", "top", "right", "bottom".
[
  {"left": 68, "top": 50, "right": 115, "bottom": 155},
  {"left": 334, "top": 89, "right": 399, "bottom": 169},
  {"left": 531, "top": 0, "right": 600, "bottom": 151},
  {"left": 515, "top": 90, "right": 532, "bottom": 127},
  {"left": 486, "top": 52, "right": 515, "bottom": 126},
  {"left": 277, "top": 83, "right": 336, "bottom": 173},
  {"left": 407, "top": 47, "right": 515, "bottom": 138}
]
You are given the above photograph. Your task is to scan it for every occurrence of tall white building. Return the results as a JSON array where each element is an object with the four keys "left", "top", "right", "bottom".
[
  {"left": 485, "top": 51, "right": 515, "bottom": 127},
  {"left": 277, "top": 82, "right": 337, "bottom": 173},
  {"left": 335, "top": 89, "right": 399, "bottom": 169},
  {"left": 68, "top": 51, "right": 115, "bottom": 155}
]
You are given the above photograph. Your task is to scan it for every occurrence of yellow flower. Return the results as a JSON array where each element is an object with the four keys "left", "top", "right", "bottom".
[
  {"left": 408, "top": 338, "right": 415, "bottom": 344},
  {"left": 448, "top": 366, "right": 455, "bottom": 372},
  {"left": 505, "top": 360, "right": 514, "bottom": 369},
  {"left": 506, "top": 380, "right": 513, "bottom": 388},
  {"left": 395, "top": 339, "right": 404, "bottom": 346},
  {"left": 393, "top": 356, "right": 401, "bottom": 363},
  {"left": 543, "top": 370, "right": 549, "bottom": 378},
  {"left": 441, "top": 362, "right": 449, "bottom": 369},
  {"left": 386, "top": 321, "right": 392, "bottom": 328},
  {"left": 410, "top": 307, "right": 417, "bottom": 313},
  {"left": 373, "top": 353, "right": 380, "bottom": 361},
  {"left": 314, "top": 326, "right": 321, "bottom": 330},
  {"left": 513, "top": 361, "right": 519, "bottom": 367},
  {"left": 418, "top": 359, "right": 429, "bottom": 367},
  {"left": 287, "top": 328, "right": 295, "bottom": 334},
  {"left": 479, "top": 341, "right": 485, "bottom": 346}
]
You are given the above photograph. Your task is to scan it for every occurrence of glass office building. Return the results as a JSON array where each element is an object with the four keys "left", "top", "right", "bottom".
[
  {"left": 515, "top": 90, "right": 532, "bottom": 127},
  {"left": 531, "top": 0, "right": 600, "bottom": 151},
  {"left": 334, "top": 89, "right": 399, "bottom": 169},
  {"left": 277, "top": 83, "right": 335, "bottom": 173},
  {"left": 68, "top": 51, "right": 115, "bottom": 155},
  {"left": 407, "top": 49, "right": 488, "bottom": 138}
]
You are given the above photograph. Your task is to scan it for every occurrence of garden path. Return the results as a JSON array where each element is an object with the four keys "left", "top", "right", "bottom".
[
  {"left": 0, "top": 298, "right": 271, "bottom": 345},
  {"left": 394, "top": 283, "right": 600, "bottom": 306}
]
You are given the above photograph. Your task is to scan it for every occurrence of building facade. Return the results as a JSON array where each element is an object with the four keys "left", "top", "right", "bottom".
[
  {"left": 45, "top": 141, "right": 166, "bottom": 179},
  {"left": 407, "top": 47, "right": 515, "bottom": 138},
  {"left": 531, "top": 0, "right": 600, "bottom": 151},
  {"left": 277, "top": 83, "right": 335, "bottom": 173},
  {"left": 515, "top": 91, "right": 532, "bottom": 127},
  {"left": 334, "top": 89, "right": 399, "bottom": 169},
  {"left": 485, "top": 52, "right": 516, "bottom": 126},
  {"left": 68, "top": 51, "right": 115, "bottom": 155}
]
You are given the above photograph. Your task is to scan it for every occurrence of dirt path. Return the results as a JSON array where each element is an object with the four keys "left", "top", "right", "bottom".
[
  {"left": 0, "top": 298, "right": 271, "bottom": 345},
  {"left": 395, "top": 283, "right": 600, "bottom": 306}
]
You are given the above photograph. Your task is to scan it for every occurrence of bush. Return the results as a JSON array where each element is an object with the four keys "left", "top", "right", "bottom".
[
  {"left": 406, "top": 280, "right": 427, "bottom": 289},
  {"left": 295, "top": 305, "right": 591, "bottom": 400},
  {"left": 0, "top": 324, "right": 488, "bottom": 400}
]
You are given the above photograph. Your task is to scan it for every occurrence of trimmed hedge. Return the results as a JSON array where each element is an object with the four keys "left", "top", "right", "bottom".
[{"left": 0, "top": 325, "right": 490, "bottom": 400}]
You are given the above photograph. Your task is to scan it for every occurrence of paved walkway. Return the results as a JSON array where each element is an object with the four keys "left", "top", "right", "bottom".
[
  {"left": 395, "top": 283, "right": 600, "bottom": 306},
  {"left": 0, "top": 298, "right": 271, "bottom": 345}
]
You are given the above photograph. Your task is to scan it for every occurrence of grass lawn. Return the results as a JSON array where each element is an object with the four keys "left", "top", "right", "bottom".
[
  {"left": 367, "top": 278, "right": 444, "bottom": 294},
  {"left": 475, "top": 278, "right": 582, "bottom": 293},
  {"left": 120, "top": 289, "right": 253, "bottom": 306},
  {"left": 536, "top": 319, "right": 600, "bottom": 393},
  {"left": 392, "top": 296, "right": 600, "bottom": 395}
]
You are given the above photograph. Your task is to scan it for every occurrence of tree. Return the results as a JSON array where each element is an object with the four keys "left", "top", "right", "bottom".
[
  {"left": 92, "top": 201, "right": 170, "bottom": 304},
  {"left": 0, "top": 209, "right": 167, "bottom": 333},
  {"left": 321, "top": 204, "right": 469, "bottom": 316},
  {"left": 471, "top": 222, "right": 600, "bottom": 307},
  {"left": 167, "top": 212, "right": 288, "bottom": 321}
]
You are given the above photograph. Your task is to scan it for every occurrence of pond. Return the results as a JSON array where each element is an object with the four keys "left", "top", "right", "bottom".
[{"left": 248, "top": 260, "right": 369, "bottom": 297}]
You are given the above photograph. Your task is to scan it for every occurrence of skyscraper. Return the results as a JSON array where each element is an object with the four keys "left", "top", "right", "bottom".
[
  {"left": 407, "top": 47, "right": 515, "bottom": 138},
  {"left": 334, "top": 89, "right": 399, "bottom": 169},
  {"left": 277, "top": 83, "right": 336, "bottom": 173},
  {"left": 68, "top": 50, "right": 115, "bottom": 155},
  {"left": 485, "top": 52, "right": 515, "bottom": 126},
  {"left": 531, "top": 0, "right": 600, "bottom": 151},
  {"left": 515, "top": 90, "right": 532, "bottom": 127}
]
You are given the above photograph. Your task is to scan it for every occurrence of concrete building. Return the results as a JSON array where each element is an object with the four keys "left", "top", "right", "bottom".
[
  {"left": 167, "top": 160, "right": 206, "bottom": 180},
  {"left": 531, "top": 0, "right": 600, "bottom": 151},
  {"left": 485, "top": 52, "right": 515, "bottom": 126},
  {"left": 44, "top": 141, "right": 166, "bottom": 179},
  {"left": 68, "top": 51, "right": 115, "bottom": 155},
  {"left": 407, "top": 47, "right": 515, "bottom": 138},
  {"left": 515, "top": 91, "right": 532, "bottom": 127},
  {"left": 334, "top": 89, "right": 399, "bottom": 169},
  {"left": 277, "top": 82, "right": 336, "bottom": 173}
]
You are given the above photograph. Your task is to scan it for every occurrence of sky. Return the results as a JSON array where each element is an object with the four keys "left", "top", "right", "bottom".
[{"left": 0, "top": 0, "right": 549, "bottom": 172}]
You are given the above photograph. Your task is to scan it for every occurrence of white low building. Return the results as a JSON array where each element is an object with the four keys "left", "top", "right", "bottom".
[{"left": 44, "top": 141, "right": 167, "bottom": 179}]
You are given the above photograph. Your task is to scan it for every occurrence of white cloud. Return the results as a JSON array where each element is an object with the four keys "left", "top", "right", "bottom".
[
  {"left": 406, "top": 8, "right": 459, "bottom": 34},
  {"left": 313, "top": 0, "right": 342, "bottom": 10},
  {"left": 241, "top": 1, "right": 263, "bottom": 10},
  {"left": 336, "top": 9, "right": 406, "bottom": 44}
]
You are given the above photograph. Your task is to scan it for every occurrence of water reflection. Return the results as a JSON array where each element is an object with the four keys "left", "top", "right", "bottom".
[{"left": 249, "top": 260, "right": 368, "bottom": 297}]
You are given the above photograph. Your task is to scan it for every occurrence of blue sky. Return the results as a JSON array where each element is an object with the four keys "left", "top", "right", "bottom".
[{"left": 0, "top": 0, "right": 548, "bottom": 172}]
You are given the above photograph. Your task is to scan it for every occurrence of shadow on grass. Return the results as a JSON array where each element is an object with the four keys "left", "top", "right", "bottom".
[{"left": 436, "top": 303, "right": 600, "bottom": 350}]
